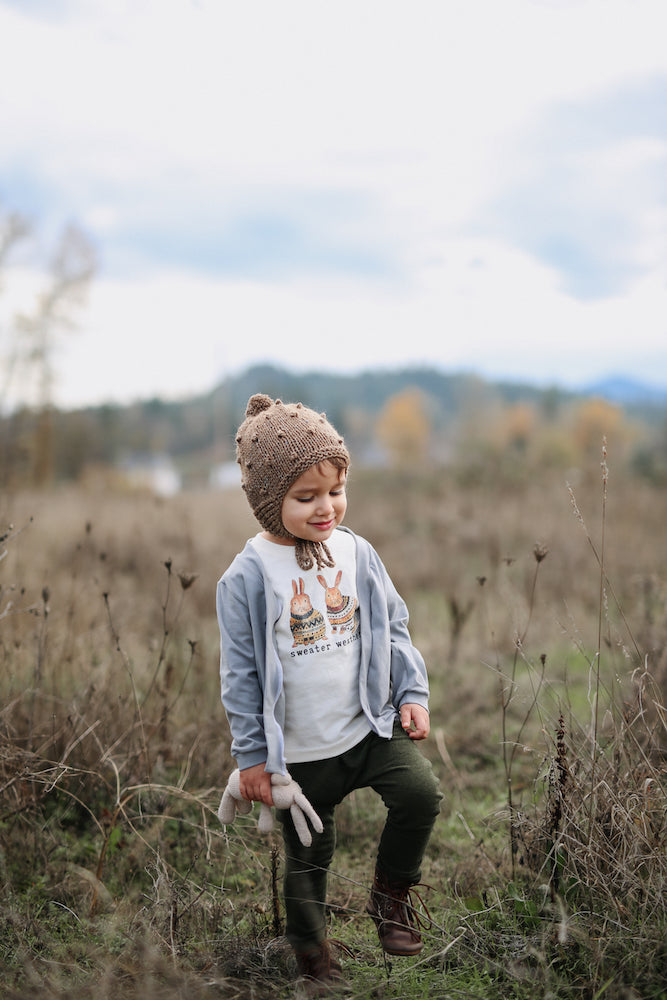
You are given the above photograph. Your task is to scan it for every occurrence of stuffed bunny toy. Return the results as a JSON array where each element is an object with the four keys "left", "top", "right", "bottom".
[{"left": 218, "top": 769, "right": 323, "bottom": 847}]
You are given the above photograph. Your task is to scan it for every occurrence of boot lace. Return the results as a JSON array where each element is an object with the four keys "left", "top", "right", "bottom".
[{"left": 377, "top": 882, "right": 433, "bottom": 932}]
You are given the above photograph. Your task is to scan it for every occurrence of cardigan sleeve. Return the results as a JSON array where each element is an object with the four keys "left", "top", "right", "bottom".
[
  {"left": 352, "top": 528, "right": 430, "bottom": 718},
  {"left": 383, "top": 563, "right": 430, "bottom": 711},
  {"left": 217, "top": 558, "right": 271, "bottom": 771}
]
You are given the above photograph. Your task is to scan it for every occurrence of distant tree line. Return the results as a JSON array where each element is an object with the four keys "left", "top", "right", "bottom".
[{"left": 1, "top": 362, "right": 666, "bottom": 489}]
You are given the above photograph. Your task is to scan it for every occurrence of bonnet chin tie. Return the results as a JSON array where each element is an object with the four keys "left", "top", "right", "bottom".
[{"left": 295, "top": 539, "right": 336, "bottom": 572}]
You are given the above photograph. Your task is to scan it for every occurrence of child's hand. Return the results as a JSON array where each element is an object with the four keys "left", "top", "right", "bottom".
[
  {"left": 239, "top": 762, "right": 274, "bottom": 806},
  {"left": 218, "top": 769, "right": 323, "bottom": 846},
  {"left": 400, "top": 703, "right": 430, "bottom": 740}
]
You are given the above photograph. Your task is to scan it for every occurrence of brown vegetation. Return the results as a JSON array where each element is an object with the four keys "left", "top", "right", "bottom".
[{"left": 1, "top": 452, "right": 665, "bottom": 998}]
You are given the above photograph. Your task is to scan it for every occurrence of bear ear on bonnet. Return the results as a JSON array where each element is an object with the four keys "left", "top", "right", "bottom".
[{"left": 245, "top": 393, "right": 274, "bottom": 418}]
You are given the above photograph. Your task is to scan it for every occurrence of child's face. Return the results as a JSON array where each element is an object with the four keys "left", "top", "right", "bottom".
[{"left": 280, "top": 461, "right": 347, "bottom": 544}]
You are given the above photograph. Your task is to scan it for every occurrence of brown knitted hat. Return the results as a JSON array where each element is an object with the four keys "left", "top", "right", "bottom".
[{"left": 235, "top": 394, "right": 350, "bottom": 569}]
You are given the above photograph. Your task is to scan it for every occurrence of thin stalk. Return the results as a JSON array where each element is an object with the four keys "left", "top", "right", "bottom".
[
  {"left": 589, "top": 438, "right": 608, "bottom": 844},
  {"left": 103, "top": 591, "right": 151, "bottom": 781}
]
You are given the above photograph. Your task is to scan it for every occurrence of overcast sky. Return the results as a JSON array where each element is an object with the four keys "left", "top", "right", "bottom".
[{"left": 1, "top": 0, "right": 666, "bottom": 408}]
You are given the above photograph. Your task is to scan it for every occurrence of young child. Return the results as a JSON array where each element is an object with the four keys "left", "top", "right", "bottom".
[{"left": 217, "top": 393, "right": 442, "bottom": 993}]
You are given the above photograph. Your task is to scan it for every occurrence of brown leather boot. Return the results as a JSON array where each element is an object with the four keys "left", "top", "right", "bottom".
[
  {"left": 294, "top": 940, "right": 348, "bottom": 996},
  {"left": 365, "top": 868, "right": 426, "bottom": 956}
]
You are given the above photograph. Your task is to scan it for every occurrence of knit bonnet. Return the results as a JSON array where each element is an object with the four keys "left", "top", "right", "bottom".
[{"left": 235, "top": 394, "right": 350, "bottom": 570}]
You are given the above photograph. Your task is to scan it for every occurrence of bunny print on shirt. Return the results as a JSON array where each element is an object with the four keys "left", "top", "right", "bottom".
[
  {"left": 317, "top": 571, "right": 359, "bottom": 634},
  {"left": 288, "top": 573, "right": 359, "bottom": 647},
  {"left": 289, "top": 578, "right": 327, "bottom": 647}
]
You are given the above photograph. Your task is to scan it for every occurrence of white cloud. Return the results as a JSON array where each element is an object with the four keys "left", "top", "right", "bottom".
[
  {"left": 1, "top": 0, "right": 667, "bottom": 405},
  {"left": 46, "top": 238, "right": 667, "bottom": 408}
]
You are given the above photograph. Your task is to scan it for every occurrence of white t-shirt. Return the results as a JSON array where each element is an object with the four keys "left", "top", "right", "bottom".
[{"left": 249, "top": 529, "right": 370, "bottom": 763}]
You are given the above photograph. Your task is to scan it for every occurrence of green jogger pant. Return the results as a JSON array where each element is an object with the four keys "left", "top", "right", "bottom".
[{"left": 277, "top": 720, "right": 442, "bottom": 951}]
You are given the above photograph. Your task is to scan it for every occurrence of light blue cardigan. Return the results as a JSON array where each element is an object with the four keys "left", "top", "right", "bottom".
[{"left": 217, "top": 527, "right": 430, "bottom": 775}]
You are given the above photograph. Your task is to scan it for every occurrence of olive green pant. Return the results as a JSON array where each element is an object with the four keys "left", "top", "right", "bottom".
[{"left": 277, "top": 721, "right": 442, "bottom": 952}]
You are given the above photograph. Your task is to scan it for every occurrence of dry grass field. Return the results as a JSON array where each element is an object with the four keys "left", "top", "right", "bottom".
[{"left": 1, "top": 457, "right": 665, "bottom": 999}]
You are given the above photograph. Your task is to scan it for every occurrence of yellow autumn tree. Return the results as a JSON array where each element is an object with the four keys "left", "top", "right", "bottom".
[
  {"left": 376, "top": 388, "right": 431, "bottom": 467},
  {"left": 572, "top": 397, "right": 624, "bottom": 462}
]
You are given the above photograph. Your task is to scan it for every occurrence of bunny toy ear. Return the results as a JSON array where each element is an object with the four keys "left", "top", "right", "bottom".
[{"left": 218, "top": 769, "right": 252, "bottom": 826}]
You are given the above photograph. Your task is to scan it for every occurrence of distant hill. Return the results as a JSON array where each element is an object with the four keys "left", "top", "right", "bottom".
[
  {"left": 206, "top": 362, "right": 579, "bottom": 426},
  {"left": 582, "top": 376, "right": 667, "bottom": 407},
  {"left": 209, "top": 363, "right": 666, "bottom": 428}
]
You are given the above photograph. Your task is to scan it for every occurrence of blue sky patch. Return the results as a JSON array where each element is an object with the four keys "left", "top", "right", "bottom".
[{"left": 482, "top": 75, "right": 667, "bottom": 300}]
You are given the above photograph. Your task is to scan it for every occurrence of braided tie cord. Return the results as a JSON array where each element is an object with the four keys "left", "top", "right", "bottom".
[{"left": 294, "top": 538, "right": 336, "bottom": 571}]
